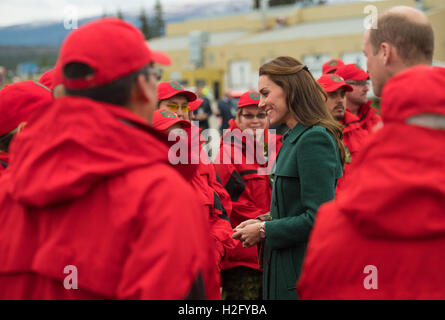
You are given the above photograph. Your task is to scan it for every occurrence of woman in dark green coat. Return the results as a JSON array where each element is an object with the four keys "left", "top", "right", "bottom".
[{"left": 233, "top": 56, "right": 345, "bottom": 300}]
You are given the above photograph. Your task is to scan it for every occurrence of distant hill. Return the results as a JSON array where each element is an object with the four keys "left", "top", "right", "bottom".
[
  {"left": 0, "top": 0, "right": 251, "bottom": 46},
  {"left": 0, "top": 46, "right": 59, "bottom": 71}
]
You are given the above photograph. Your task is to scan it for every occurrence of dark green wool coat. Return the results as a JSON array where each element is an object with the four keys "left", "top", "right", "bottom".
[{"left": 263, "top": 123, "right": 342, "bottom": 300}]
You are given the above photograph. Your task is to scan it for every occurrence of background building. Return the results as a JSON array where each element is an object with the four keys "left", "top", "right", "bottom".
[{"left": 148, "top": 0, "right": 445, "bottom": 99}]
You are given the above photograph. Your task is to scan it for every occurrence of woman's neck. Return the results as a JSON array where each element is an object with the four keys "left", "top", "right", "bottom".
[{"left": 285, "top": 117, "right": 298, "bottom": 130}]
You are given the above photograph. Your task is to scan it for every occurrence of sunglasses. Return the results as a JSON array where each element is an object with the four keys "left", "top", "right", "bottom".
[
  {"left": 241, "top": 113, "right": 267, "bottom": 120},
  {"left": 346, "top": 80, "right": 369, "bottom": 86},
  {"left": 167, "top": 103, "right": 190, "bottom": 112}
]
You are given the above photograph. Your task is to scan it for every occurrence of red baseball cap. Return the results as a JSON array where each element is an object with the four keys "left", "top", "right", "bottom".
[
  {"left": 157, "top": 81, "right": 197, "bottom": 102},
  {"left": 335, "top": 63, "right": 370, "bottom": 81},
  {"left": 57, "top": 18, "right": 171, "bottom": 90},
  {"left": 152, "top": 108, "right": 191, "bottom": 131},
  {"left": 0, "top": 80, "right": 53, "bottom": 137},
  {"left": 322, "top": 59, "right": 344, "bottom": 74},
  {"left": 238, "top": 91, "right": 261, "bottom": 108},
  {"left": 189, "top": 99, "right": 203, "bottom": 111},
  {"left": 39, "top": 69, "right": 54, "bottom": 90},
  {"left": 317, "top": 74, "right": 353, "bottom": 93}
]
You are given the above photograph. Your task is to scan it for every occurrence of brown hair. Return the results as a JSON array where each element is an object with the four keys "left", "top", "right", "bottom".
[
  {"left": 369, "top": 13, "right": 434, "bottom": 65},
  {"left": 235, "top": 108, "right": 243, "bottom": 126},
  {"left": 259, "top": 56, "right": 346, "bottom": 167}
]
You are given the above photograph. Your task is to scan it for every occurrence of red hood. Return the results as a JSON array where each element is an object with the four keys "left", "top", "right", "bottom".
[
  {"left": 335, "top": 66, "right": 445, "bottom": 239},
  {"left": 342, "top": 110, "right": 360, "bottom": 124},
  {"left": 5, "top": 96, "right": 194, "bottom": 207},
  {"left": 382, "top": 65, "right": 445, "bottom": 123},
  {"left": 341, "top": 110, "right": 361, "bottom": 132},
  {"left": 357, "top": 100, "right": 372, "bottom": 119}
]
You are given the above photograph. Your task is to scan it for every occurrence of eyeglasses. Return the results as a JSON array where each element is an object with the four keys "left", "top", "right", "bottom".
[
  {"left": 167, "top": 103, "right": 190, "bottom": 112},
  {"left": 346, "top": 80, "right": 369, "bottom": 86},
  {"left": 241, "top": 113, "right": 267, "bottom": 120}
]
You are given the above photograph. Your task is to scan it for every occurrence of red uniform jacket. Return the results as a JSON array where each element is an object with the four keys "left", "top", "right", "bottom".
[
  {"left": 358, "top": 100, "right": 382, "bottom": 133},
  {"left": 185, "top": 125, "right": 236, "bottom": 271},
  {"left": 0, "top": 152, "right": 8, "bottom": 176},
  {"left": 297, "top": 66, "right": 445, "bottom": 300},
  {"left": 214, "top": 119, "right": 282, "bottom": 270},
  {"left": 0, "top": 96, "right": 219, "bottom": 300},
  {"left": 336, "top": 111, "right": 369, "bottom": 193}
]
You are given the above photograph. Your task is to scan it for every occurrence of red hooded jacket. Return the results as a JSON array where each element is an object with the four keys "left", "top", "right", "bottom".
[
  {"left": 214, "top": 119, "right": 282, "bottom": 270},
  {"left": 0, "top": 152, "right": 8, "bottom": 175},
  {"left": 336, "top": 110, "right": 369, "bottom": 193},
  {"left": 0, "top": 80, "right": 53, "bottom": 177},
  {"left": 358, "top": 100, "right": 382, "bottom": 133},
  {"left": 184, "top": 125, "right": 236, "bottom": 271},
  {"left": 297, "top": 66, "right": 445, "bottom": 299},
  {"left": 0, "top": 96, "right": 219, "bottom": 299}
]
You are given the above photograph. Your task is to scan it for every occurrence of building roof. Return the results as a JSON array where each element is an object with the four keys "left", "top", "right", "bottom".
[
  {"left": 150, "top": 15, "right": 366, "bottom": 52},
  {"left": 148, "top": 30, "right": 249, "bottom": 51},
  {"left": 237, "top": 17, "right": 365, "bottom": 45},
  {"left": 248, "top": 3, "right": 301, "bottom": 19}
]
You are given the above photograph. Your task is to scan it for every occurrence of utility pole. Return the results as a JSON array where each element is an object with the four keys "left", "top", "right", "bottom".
[
  {"left": 416, "top": 0, "right": 425, "bottom": 11},
  {"left": 261, "top": 0, "right": 268, "bottom": 30}
]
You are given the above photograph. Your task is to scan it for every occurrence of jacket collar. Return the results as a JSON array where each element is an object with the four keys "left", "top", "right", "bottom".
[{"left": 283, "top": 123, "right": 311, "bottom": 144}]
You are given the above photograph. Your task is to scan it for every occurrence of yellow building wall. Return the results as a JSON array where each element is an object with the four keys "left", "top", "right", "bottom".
[
  {"left": 158, "top": 49, "right": 190, "bottom": 76},
  {"left": 424, "top": 0, "right": 445, "bottom": 10},
  {"left": 210, "top": 34, "right": 364, "bottom": 72},
  {"left": 163, "top": 68, "right": 225, "bottom": 97},
  {"left": 166, "top": 14, "right": 274, "bottom": 36},
  {"left": 429, "top": 7, "right": 445, "bottom": 63}
]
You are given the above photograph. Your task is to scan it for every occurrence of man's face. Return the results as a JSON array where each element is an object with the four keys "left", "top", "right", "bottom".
[
  {"left": 363, "top": 29, "right": 386, "bottom": 97},
  {"left": 345, "top": 79, "right": 370, "bottom": 106},
  {"left": 143, "top": 71, "right": 159, "bottom": 124},
  {"left": 158, "top": 94, "right": 189, "bottom": 120},
  {"left": 52, "top": 84, "right": 66, "bottom": 99},
  {"left": 326, "top": 88, "right": 347, "bottom": 121}
]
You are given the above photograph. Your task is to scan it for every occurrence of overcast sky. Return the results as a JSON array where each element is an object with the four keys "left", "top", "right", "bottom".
[{"left": 0, "top": 0, "right": 233, "bottom": 27}]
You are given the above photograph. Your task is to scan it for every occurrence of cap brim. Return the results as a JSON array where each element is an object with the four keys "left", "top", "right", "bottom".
[
  {"left": 154, "top": 118, "right": 190, "bottom": 131},
  {"left": 238, "top": 102, "right": 259, "bottom": 108},
  {"left": 184, "top": 91, "right": 197, "bottom": 102},
  {"left": 323, "top": 67, "right": 337, "bottom": 74},
  {"left": 356, "top": 71, "right": 370, "bottom": 81},
  {"left": 189, "top": 99, "right": 203, "bottom": 111},
  {"left": 325, "top": 83, "right": 353, "bottom": 93},
  {"left": 160, "top": 90, "right": 197, "bottom": 102},
  {"left": 151, "top": 50, "right": 172, "bottom": 66}
]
